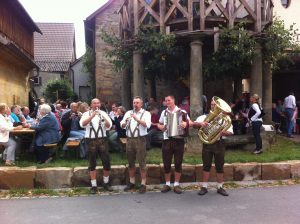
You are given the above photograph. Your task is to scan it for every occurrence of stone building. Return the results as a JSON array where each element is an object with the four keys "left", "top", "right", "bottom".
[
  {"left": 33, "top": 22, "right": 76, "bottom": 100},
  {"left": 0, "top": 0, "right": 41, "bottom": 106},
  {"left": 70, "top": 57, "right": 92, "bottom": 102},
  {"left": 84, "top": 0, "right": 124, "bottom": 106}
]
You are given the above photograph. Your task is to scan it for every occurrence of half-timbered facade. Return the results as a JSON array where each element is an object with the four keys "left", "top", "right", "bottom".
[{"left": 119, "top": 0, "right": 274, "bottom": 118}]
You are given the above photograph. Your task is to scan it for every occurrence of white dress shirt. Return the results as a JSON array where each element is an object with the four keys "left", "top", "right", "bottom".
[
  {"left": 120, "top": 108, "right": 151, "bottom": 137},
  {"left": 159, "top": 106, "right": 190, "bottom": 140},
  {"left": 284, "top": 95, "right": 296, "bottom": 109},
  {"left": 80, "top": 110, "right": 112, "bottom": 138},
  {"left": 0, "top": 114, "right": 14, "bottom": 143}
]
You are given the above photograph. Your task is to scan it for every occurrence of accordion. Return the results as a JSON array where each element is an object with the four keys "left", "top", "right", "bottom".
[{"left": 165, "top": 110, "right": 189, "bottom": 137}]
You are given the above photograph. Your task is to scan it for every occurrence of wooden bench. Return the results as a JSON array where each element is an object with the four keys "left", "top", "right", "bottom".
[
  {"left": 43, "top": 143, "right": 58, "bottom": 157},
  {"left": 65, "top": 140, "right": 81, "bottom": 158}
]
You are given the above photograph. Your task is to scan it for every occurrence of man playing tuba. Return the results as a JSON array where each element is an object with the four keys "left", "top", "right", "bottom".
[{"left": 193, "top": 97, "right": 233, "bottom": 196}]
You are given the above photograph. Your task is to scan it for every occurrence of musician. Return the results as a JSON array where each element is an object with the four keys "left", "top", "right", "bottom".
[
  {"left": 120, "top": 96, "right": 151, "bottom": 193},
  {"left": 80, "top": 98, "right": 113, "bottom": 194},
  {"left": 157, "top": 95, "right": 191, "bottom": 194},
  {"left": 193, "top": 98, "right": 233, "bottom": 196}
]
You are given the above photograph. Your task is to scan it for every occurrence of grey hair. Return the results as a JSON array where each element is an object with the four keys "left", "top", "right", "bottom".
[{"left": 39, "top": 104, "right": 51, "bottom": 114}]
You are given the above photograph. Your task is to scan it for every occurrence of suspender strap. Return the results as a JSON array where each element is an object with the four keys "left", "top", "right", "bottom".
[
  {"left": 127, "top": 110, "right": 145, "bottom": 137},
  {"left": 89, "top": 110, "right": 105, "bottom": 139}
]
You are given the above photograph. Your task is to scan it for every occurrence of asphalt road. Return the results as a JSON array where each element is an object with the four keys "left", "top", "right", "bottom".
[{"left": 1, "top": 185, "right": 300, "bottom": 224}]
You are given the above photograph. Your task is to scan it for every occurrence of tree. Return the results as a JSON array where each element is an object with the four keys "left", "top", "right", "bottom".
[
  {"left": 204, "top": 24, "right": 256, "bottom": 81},
  {"left": 261, "top": 17, "right": 298, "bottom": 70},
  {"left": 42, "top": 79, "right": 74, "bottom": 103},
  {"left": 260, "top": 17, "right": 298, "bottom": 123},
  {"left": 100, "top": 27, "right": 186, "bottom": 98}
]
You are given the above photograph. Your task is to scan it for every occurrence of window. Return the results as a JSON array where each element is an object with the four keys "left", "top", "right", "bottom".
[
  {"left": 33, "top": 77, "right": 42, "bottom": 86},
  {"left": 281, "top": 0, "right": 291, "bottom": 8}
]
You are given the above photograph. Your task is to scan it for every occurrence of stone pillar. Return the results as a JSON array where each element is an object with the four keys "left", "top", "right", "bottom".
[
  {"left": 190, "top": 40, "right": 203, "bottom": 120},
  {"left": 187, "top": 39, "right": 203, "bottom": 154},
  {"left": 262, "top": 62, "right": 272, "bottom": 123},
  {"left": 121, "top": 68, "right": 131, "bottom": 110},
  {"left": 133, "top": 51, "right": 144, "bottom": 99},
  {"left": 250, "top": 43, "right": 263, "bottom": 98}
]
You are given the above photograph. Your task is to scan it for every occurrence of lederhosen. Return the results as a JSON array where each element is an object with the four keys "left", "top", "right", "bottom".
[
  {"left": 162, "top": 109, "right": 186, "bottom": 174},
  {"left": 87, "top": 111, "right": 110, "bottom": 171},
  {"left": 126, "top": 110, "right": 147, "bottom": 171}
]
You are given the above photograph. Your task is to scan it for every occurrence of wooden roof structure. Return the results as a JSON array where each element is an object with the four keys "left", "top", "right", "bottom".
[{"left": 118, "top": 0, "right": 274, "bottom": 39}]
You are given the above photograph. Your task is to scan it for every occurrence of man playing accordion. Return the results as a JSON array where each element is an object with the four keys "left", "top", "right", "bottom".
[{"left": 158, "top": 95, "right": 191, "bottom": 194}]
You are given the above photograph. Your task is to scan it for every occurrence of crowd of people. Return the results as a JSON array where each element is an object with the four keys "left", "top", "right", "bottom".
[{"left": 0, "top": 91, "right": 297, "bottom": 195}]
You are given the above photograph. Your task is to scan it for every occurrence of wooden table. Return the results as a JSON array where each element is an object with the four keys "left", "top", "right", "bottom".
[{"left": 11, "top": 128, "right": 35, "bottom": 136}]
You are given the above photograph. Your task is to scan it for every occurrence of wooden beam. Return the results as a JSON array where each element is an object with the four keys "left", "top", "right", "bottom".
[
  {"left": 164, "top": 4, "right": 176, "bottom": 23},
  {"left": 160, "top": 0, "right": 166, "bottom": 33},
  {"left": 240, "top": 0, "right": 257, "bottom": 21},
  {"left": 138, "top": 0, "right": 160, "bottom": 24},
  {"left": 255, "top": 0, "right": 262, "bottom": 32},
  {"left": 133, "top": 0, "right": 139, "bottom": 35},
  {"left": 188, "top": 0, "right": 193, "bottom": 31},
  {"left": 228, "top": 0, "right": 234, "bottom": 28},
  {"left": 200, "top": 0, "right": 205, "bottom": 30}
]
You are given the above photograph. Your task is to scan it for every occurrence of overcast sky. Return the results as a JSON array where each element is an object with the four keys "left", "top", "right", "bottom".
[{"left": 19, "top": 0, "right": 108, "bottom": 57}]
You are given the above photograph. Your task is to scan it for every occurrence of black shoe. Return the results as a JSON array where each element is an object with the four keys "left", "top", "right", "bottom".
[
  {"left": 124, "top": 183, "right": 135, "bottom": 192},
  {"left": 139, "top": 184, "right": 146, "bottom": 194},
  {"left": 161, "top": 185, "right": 171, "bottom": 193},
  {"left": 90, "top": 186, "right": 98, "bottom": 194},
  {"left": 287, "top": 135, "right": 294, "bottom": 138},
  {"left": 103, "top": 183, "right": 113, "bottom": 192},
  {"left": 198, "top": 187, "right": 208, "bottom": 196},
  {"left": 173, "top": 185, "right": 183, "bottom": 194},
  {"left": 217, "top": 188, "right": 229, "bottom": 196}
]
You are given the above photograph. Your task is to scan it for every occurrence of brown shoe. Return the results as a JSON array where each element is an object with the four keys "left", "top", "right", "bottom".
[
  {"left": 217, "top": 188, "right": 229, "bottom": 196},
  {"left": 173, "top": 185, "right": 183, "bottom": 194},
  {"left": 124, "top": 183, "right": 135, "bottom": 192},
  {"left": 198, "top": 187, "right": 208, "bottom": 196},
  {"left": 161, "top": 185, "right": 171, "bottom": 193},
  {"left": 139, "top": 184, "right": 146, "bottom": 194}
]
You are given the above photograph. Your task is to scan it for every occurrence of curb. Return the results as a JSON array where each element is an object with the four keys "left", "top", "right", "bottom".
[{"left": 0, "top": 161, "right": 300, "bottom": 189}]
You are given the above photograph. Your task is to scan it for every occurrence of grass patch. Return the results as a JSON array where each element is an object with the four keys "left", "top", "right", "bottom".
[{"left": 1, "top": 136, "right": 299, "bottom": 168}]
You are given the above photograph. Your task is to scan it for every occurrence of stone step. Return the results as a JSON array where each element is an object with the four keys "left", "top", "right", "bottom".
[{"left": 1, "top": 161, "right": 300, "bottom": 189}]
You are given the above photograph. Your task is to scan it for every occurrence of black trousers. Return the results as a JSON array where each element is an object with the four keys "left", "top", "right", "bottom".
[
  {"left": 252, "top": 121, "right": 262, "bottom": 150},
  {"left": 35, "top": 145, "right": 49, "bottom": 162}
]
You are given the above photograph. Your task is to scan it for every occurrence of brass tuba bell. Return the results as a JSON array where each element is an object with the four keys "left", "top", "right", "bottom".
[{"left": 198, "top": 96, "right": 232, "bottom": 144}]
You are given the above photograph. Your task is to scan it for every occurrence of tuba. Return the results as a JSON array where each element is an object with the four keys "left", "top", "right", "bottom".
[{"left": 198, "top": 96, "right": 232, "bottom": 144}]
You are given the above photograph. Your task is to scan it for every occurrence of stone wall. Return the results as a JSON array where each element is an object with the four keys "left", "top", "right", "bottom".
[
  {"left": 94, "top": 0, "right": 123, "bottom": 104},
  {"left": 1, "top": 161, "right": 300, "bottom": 189}
]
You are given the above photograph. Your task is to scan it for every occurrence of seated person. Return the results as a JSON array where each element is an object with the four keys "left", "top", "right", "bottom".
[
  {"left": 146, "top": 106, "right": 161, "bottom": 149},
  {"left": 21, "top": 106, "right": 34, "bottom": 124},
  {"left": 61, "top": 102, "right": 86, "bottom": 158},
  {"left": 9, "top": 105, "right": 22, "bottom": 126},
  {"left": 0, "top": 103, "right": 23, "bottom": 165},
  {"left": 29, "top": 104, "right": 60, "bottom": 164},
  {"left": 108, "top": 106, "right": 126, "bottom": 152}
]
